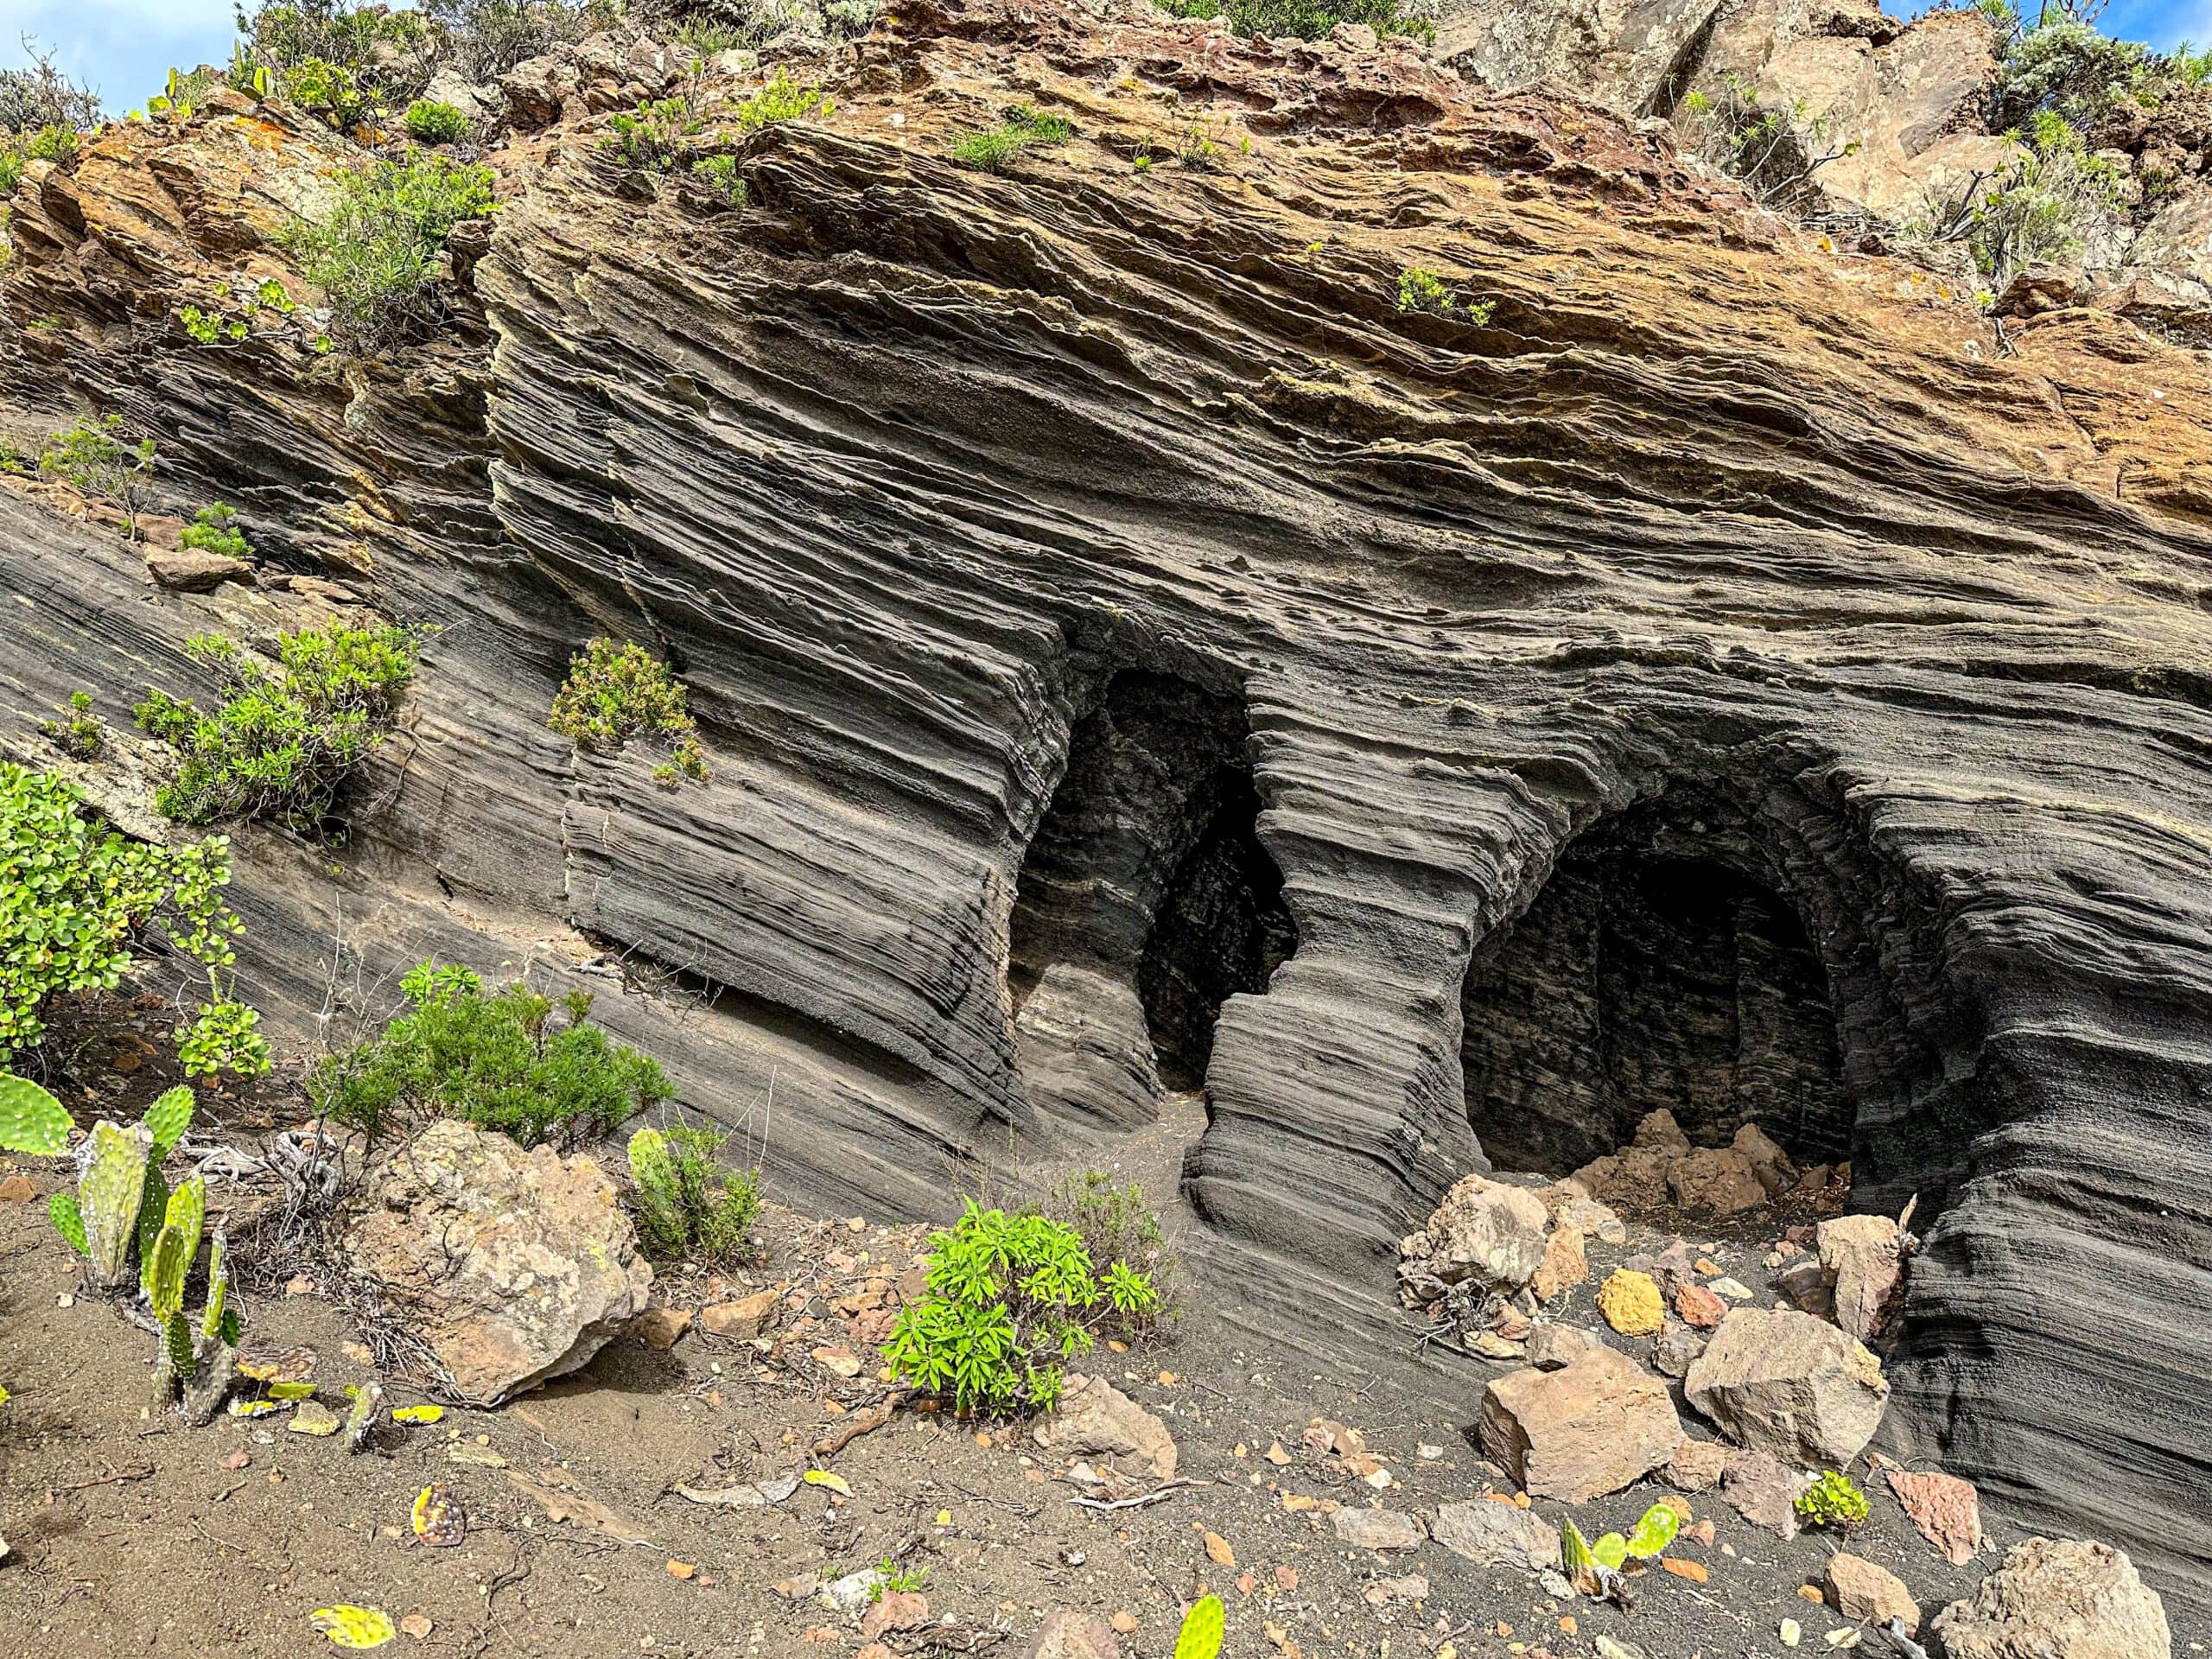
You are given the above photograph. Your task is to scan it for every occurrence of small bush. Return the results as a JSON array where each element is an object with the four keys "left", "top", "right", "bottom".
[
  {"left": 1395, "top": 267, "right": 1495, "bottom": 324},
  {"left": 283, "top": 154, "right": 496, "bottom": 350},
  {"left": 883, "top": 1198, "right": 1163, "bottom": 1414},
  {"left": 690, "top": 152, "right": 747, "bottom": 206},
  {"left": 1794, "top": 1470, "right": 1870, "bottom": 1531},
  {"left": 1044, "top": 1170, "right": 1179, "bottom": 1330},
  {"left": 0, "top": 43, "right": 103, "bottom": 134},
  {"left": 134, "top": 624, "right": 421, "bottom": 829},
  {"left": 604, "top": 95, "right": 704, "bottom": 170},
  {"left": 22, "top": 124, "right": 78, "bottom": 164},
  {"left": 1955, "top": 111, "right": 2124, "bottom": 291},
  {"left": 181, "top": 505, "right": 253, "bottom": 559},
  {"left": 1679, "top": 74, "right": 1853, "bottom": 209},
  {"left": 38, "top": 416, "right": 158, "bottom": 541},
  {"left": 1995, "top": 21, "right": 2149, "bottom": 133},
  {"left": 309, "top": 961, "right": 674, "bottom": 1147},
  {"left": 283, "top": 54, "right": 379, "bottom": 130},
  {"left": 1154, "top": 0, "right": 1431, "bottom": 43},
  {"left": 674, "top": 18, "right": 746, "bottom": 56},
  {"left": 735, "top": 68, "right": 832, "bottom": 131},
  {"left": 0, "top": 764, "right": 265, "bottom": 1076},
  {"left": 627, "top": 1124, "right": 759, "bottom": 1263},
  {"left": 404, "top": 98, "right": 472, "bottom": 143},
  {"left": 548, "top": 637, "right": 709, "bottom": 786},
  {"left": 949, "top": 104, "right": 1074, "bottom": 173},
  {"left": 40, "top": 690, "right": 104, "bottom": 760}
]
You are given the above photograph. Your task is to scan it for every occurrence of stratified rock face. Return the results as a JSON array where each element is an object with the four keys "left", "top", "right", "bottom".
[
  {"left": 344, "top": 1120, "right": 654, "bottom": 1405},
  {"left": 2, "top": 0, "right": 2211, "bottom": 1610}
]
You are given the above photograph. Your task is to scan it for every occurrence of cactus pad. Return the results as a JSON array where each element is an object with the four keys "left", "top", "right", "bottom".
[
  {"left": 79, "top": 1120, "right": 153, "bottom": 1288},
  {"left": 1624, "top": 1501, "right": 1681, "bottom": 1560},
  {"left": 0, "top": 1073, "right": 71, "bottom": 1155},
  {"left": 137, "top": 1166, "right": 169, "bottom": 1294},
  {"left": 165, "top": 1312, "right": 196, "bottom": 1383},
  {"left": 200, "top": 1228, "right": 229, "bottom": 1344},
  {"left": 141, "top": 1085, "right": 194, "bottom": 1163},
  {"left": 48, "top": 1191, "right": 86, "bottom": 1255},
  {"left": 1173, "top": 1593, "right": 1225, "bottom": 1659},
  {"left": 310, "top": 1605, "right": 396, "bottom": 1649}
]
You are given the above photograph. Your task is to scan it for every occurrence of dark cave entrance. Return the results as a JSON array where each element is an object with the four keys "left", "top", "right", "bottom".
[
  {"left": 1009, "top": 671, "right": 1296, "bottom": 1118},
  {"left": 1461, "top": 808, "right": 1854, "bottom": 1179}
]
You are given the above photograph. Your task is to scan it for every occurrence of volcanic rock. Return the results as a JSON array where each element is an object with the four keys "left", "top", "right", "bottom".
[
  {"left": 1933, "top": 1538, "right": 2171, "bottom": 1659},
  {"left": 1827, "top": 1554, "right": 1920, "bottom": 1635},
  {"left": 1817, "top": 1214, "right": 1905, "bottom": 1341},
  {"left": 1685, "top": 1307, "right": 1889, "bottom": 1467},
  {"left": 1432, "top": 1499, "right": 1563, "bottom": 1570},
  {"left": 1030, "top": 1374, "right": 1176, "bottom": 1480},
  {"left": 1478, "top": 1345, "right": 1682, "bottom": 1502},
  {"left": 1402, "top": 1173, "right": 1553, "bottom": 1294},
  {"left": 343, "top": 1119, "right": 654, "bottom": 1406}
]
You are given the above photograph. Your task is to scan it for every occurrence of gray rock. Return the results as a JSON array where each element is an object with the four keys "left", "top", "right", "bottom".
[
  {"left": 1720, "top": 1447, "right": 1812, "bottom": 1538},
  {"left": 343, "top": 1120, "right": 654, "bottom": 1406},
  {"left": 1331, "top": 1506, "right": 1426, "bottom": 1550},
  {"left": 1525, "top": 1322, "right": 1601, "bottom": 1371},
  {"left": 1030, "top": 1373, "right": 1176, "bottom": 1479},
  {"left": 1685, "top": 1307, "right": 1889, "bottom": 1467},
  {"left": 1432, "top": 1499, "right": 1562, "bottom": 1570},
  {"left": 1020, "top": 1611, "right": 1122, "bottom": 1659},
  {"left": 1409, "top": 1173, "right": 1553, "bottom": 1294},
  {"left": 419, "top": 67, "right": 499, "bottom": 124},
  {"left": 1933, "top": 1538, "right": 2171, "bottom": 1659},
  {"left": 1817, "top": 1213, "right": 1904, "bottom": 1341}
]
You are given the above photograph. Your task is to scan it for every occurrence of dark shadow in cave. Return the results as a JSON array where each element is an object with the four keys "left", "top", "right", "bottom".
[
  {"left": 1461, "top": 802, "right": 1853, "bottom": 1177},
  {"left": 1008, "top": 670, "right": 1296, "bottom": 1116}
]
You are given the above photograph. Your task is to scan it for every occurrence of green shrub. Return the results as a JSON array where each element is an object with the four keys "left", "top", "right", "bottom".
[
  {"left": 0, "top": 764, "right": 267, "bottom": 1077},
  {"left": 404, "top": 99, "right": 472, "bottom": 143},
  {"left": 1995, "top": 20, "right": 2149, "bottom": 132},
  {"left": 134, "top": 624, "right": 420, "bottom": 829},
  {"left": 1794, "top": 1470, "right": 1871, "bottom": 1530},
  {"left": 1045, "top": 1170, "right": 1179, "bottom": 1330},
  {"left": 181, "top": 505, "right": 253, "bottom": 559},
  {"left": 40, "top": 690, "right": 105, "bottom": 760},
  {"left": 309, "top": 961, "right": 673, "bottom": 1147},
  {"left": 626, "top": 1124, "right": 759, "bottom": 1263},
  {"left": 690, "top": 152, "right": 747, "bottom": 206},
  {"left": 38, "top": 416, "right": 158, "bottom": 541},
  {"left": 1395, "top": 266, "right": 1495, "bottom": 323},
  {"left": 1679, "top": 73, "right": 1853, "bottom": 208},
  {"left": 674, "top": 18, "right": 746, "bottom": 56},
  {"left": 882, "top": 1198, "right": 1163, "bottom": 1414},
  {"left": 283, "top": 154, "right": 496, "bottom": 350},
  {"left": 283, "top": 54, "right": 379, "bottom": 130},
  {"left": 1154, "top": 0, "right": 1431, "bottom": 43},
  {"left": 735, "top": 68, "right": 832, "bottom": 131},
  {"left": 604, "top": 95, "right": 704, "bottom": 170},
  {"left": 950, "top": 104, "right": 1074, "bottom": 173},
  {"left": 0, "top": 44, "right": 103, "bottom": 135},
  {"left": 548, "top": 637, "right": 709, "bottom": 787},
  {"left": 1957, "top": 110, "right": 2124, "bottom": 291}
]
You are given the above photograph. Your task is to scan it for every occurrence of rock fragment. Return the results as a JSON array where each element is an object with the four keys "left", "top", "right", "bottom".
[
  {"left": 1885, "top": 1466, "right": 1986, "bottom": 1566},
  {"left": 1478, "top": 1344, "right": 1682, "bottom": 1502},
  {"left": 1030, "top": 1374, "right": 1177, "bottom": 1479},
  {"left": 1827, "top": 1554, "right": 1919, "bottom": 1634},
  {"left": 1020, "top": 1611, "right": 1122, "bottom": 1659},
  {"left": 1596, "top": 1269, "right": 1664, "bottom": 1337},
  {"left": 1932, "top": 1538, "right": 2170, "bottom": 1659},
  {"left": 1684, "top": 1306, "right": 1888, "bottom": 1466},
  {"left": 1817, "top": 1213, "right": 1905, "bottom": 1341},
  {"left": 1432, "top": 1499, "right": 1562, "bottom": 1570},
  {"left": 1331, "top": 1507, "right": 1426, "bottom": 1550}
]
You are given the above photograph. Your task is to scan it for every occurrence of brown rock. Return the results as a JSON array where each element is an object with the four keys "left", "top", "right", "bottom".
[
  {"left": 860, "top": 1592, "right": 930, "bottom": 1641},
  {"left": 1432, "top": 1499, "right": 1562, "bottom": 1570},
  {"left": 144, "top": 545, "right": 254, "bottom": 593},
  {"left": 1672, "top": 1281, "right": 1726, "bottom": 1330},
  {"left": 1526, "top": 1323, "right": 1602, "bottom": 1371},
  {"left": 1031, "top": 1373, "right": 1177, "bottom": 1479},
  {"left": 1529, "top": 1224, "right": 1589, "bottom": 1302},
  {"left": 1933, "top": 1538, "right": 2170, "bottom": 1659},
  {"left": 342, "top": 1120, "right": 653, "bottom": 1407},
  {"left": 1478, "top": 1344, "right": 1682, "bottom": 1502},
  {"left": 1413, "top": 1173, "right": 1554, "bottom": 1293},
  {"left": 1827, "top": 1553, "right": 1920, "bottom": 1634},
  {"left": 1817, "top": 1213, "right": 1904, "bottom": 1341},
  {"left": 631, "top": 1305, "right": 691, "bottom": 1349},
  {"left": 1020, "top": 1611, "right": 1122, "bottom": 1659},
  {"left": 1886, "top": 1467, "right": 1986, "bottom": 1567},
  {"left": 1663, "top": 1439, "right": 1730, "bottom": 1493},
  {"left": 1684, "top": 1306, "right": 1889, "bottom": 1466},
  {"left": 1669, "top": 1147, "right": 1768, "bottom": 1217},
  {"left": 1719, "top": 1447, "right": 1812, "bottom": 1537},
  {"left": 701, "top": 1287, "right": 780, "bottom": 1338},
  {"left": 1331, "top": 1507, "right": 1425, "bottom": 1550},
  {"left": 0, "top": 1173, "right": 35, "bottom": 1203}
]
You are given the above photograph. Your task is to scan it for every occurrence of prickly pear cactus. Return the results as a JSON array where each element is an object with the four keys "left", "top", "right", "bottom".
[
  {"left": 1173, "top": 1594, "right": 1225, "bottom": 1659},
  {"left": 78, "top": 1121, "right": 154, "bottom": 1289},
  {"left": 180, "top": 1227, "right": 239, "bottom": 1426},
  {"left": 1624, "top": 1501, "right": 1681, "bottom": 1560},
  {"left": 136, "top": 1166, "right": 169, "bottom": 1294},
  {"left": 48, "top": 1191, "right": 86, "bottom": 1255},
  {"left": 200, "top": 1227, "right": 228, "bottom": 1346},
  {"left": 141, "top": 1086, "right": 193, "bottom": 1163},
  {"left": 0, "top": 1073, "right": 71, "bottom": 1155},
  {"left": 345, "top": 1381, "right": 384, "bottom": 1452},
  {"left": 146, "top": 1218, "right": 192, "bottom": 1328}
]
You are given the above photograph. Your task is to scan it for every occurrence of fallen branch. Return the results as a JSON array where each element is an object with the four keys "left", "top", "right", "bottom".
[
  {"left": 815, "top": 1392, "right": 906, "bottom": 1458},
  {"left": 54, "top": 1464, "right": 155, "bottom": 1493},
  {"left": 1067, "top": 1478, "right": 1199, "bottom": 1513}
]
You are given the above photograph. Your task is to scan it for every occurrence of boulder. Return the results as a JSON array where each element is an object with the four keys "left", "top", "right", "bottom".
[
  {"left": 1478, "top": 1344, "right": 1682, "bottom": 1502},
  {"left": 1817, "top": 1213, "right": 1904, "bottom": 1341},
  {"left": 1886, "top": 1467, "right": 1986, "bottom": 1566},
  {"left": 1526, "top": 1322, "right": 1602, "bottom": 1371},
  {"left": 1685, "top": 1307, "right": 1888, "bottom": 1466},
  {"left": 1020, "top": 1611, "right": 1122, "bottom": 1659},
  {"left": 1432, "top": 1499, "right": 1563, "bottom": 1570},
  {"left": 419, "top": 67, "right": 500, "bottom": 124},
  {"left": 1331, "top": 1507, "right": 1426, "bottom": 1550},
  {"left": 343, "top": 1119, "right": 654, "bottom": 1407},
  {"left": 145, "top": 545, "right": 254, "bottom": 593},
  {"left": 1669, "top": 1147, "right": 1769, "bottom": 1217},
  {"left": 1662, "top": 1438, "right": 1730, "bottom": 1493},
  {"left": 1414, "top": 1173, "right": 1553, "bottom": 1292},
  {"left": 1031, "top": 1373, "right": 1177, "bottom": 1479},
  {"left": 1932, "top": 1538, "right": 2171, "bottom": 1659},
  {"left": 1827, "top": 1553, "right": 1920, "bottom": 1635}
]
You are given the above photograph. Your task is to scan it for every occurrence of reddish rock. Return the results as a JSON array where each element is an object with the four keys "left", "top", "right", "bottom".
[
  {"left": 1478, "top": 1344, "right": 1682, "bottom": 1503},
  {"left": 1886, "top": 1467, "right": 1986, "bottom": 1567},
  {"left": 1672, "top": 1281, "right": 1727, "bottom": 1330}
]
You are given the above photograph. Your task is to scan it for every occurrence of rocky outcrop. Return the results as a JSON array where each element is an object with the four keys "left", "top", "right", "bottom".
[
  {"left": 343, "top": 1120, "right": 654, "bottom": 1405},
  {"left": 1, "top": 0, "right": 2209, "bottom": 1611},
  {"left": 1934, "top": 1537, "right": 2171, "bottom": 1659}
]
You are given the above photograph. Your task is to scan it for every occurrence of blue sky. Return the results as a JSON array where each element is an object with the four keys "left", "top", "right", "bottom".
[{"left": 3, "top": 0, "right": 2210, "bottom": 115}]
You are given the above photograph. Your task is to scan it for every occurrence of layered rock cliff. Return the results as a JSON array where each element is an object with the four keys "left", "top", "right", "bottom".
[{"left": 3, "top": 0, "right": 2209, "bottom": 1609}]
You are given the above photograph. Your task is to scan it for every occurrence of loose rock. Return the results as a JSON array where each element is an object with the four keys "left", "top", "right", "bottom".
[
  {"left": 1685, "top": 1306, "right": 1889, "bottom": 1466},
  {"left": 1886, "top": 1466, "right": 1986, "bottom": 1566},
  {"left": 1827, "top": 1554, "right": 1919, "bottom": 1634},
  {"left": 1401, "top": 1173, "right": 1554, "bottom": 1298},
  {"left": 1030, "top": 1373, "right": 1177, "bottom": 1479},
  {"left": 1330, "top": 1507, "right": 1426, "bottom": 1551},
  {"left": 1020, "top": 1610, "right": 1123, "bottom": 1659},
  {"left": 701, "top": 1287, "right": 780, "bottom": 1339},
  {"left": 1432, "top": 1499, "right": 1562, "bottom": 1570},
  {"left": 1596, "top": 1269, "right": 1664, "bottom": 1337},
  {"left": 1478, "top": 1344, "right": 1682, "bottom": 1502},
  {"left": 1932, "top": 1537, "right": 2170, "bottom": 1659}
]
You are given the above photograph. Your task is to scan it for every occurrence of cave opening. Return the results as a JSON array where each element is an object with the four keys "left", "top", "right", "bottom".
[
  {"left": 1460, "top": 805, "right": 1854, "bottom": 1183},
  {"left": 1008, "top": 670, "right": 1296, "bottom": 1121}
]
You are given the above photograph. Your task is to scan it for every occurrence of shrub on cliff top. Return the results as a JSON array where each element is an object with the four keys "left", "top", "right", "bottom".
[
  {"left": 1153, "top": 0, "right": 1433, "bottom": 44},
  {"left": 134, "top": 624, "right": 420, "bottom": 830},
  {"left": 283, "top": 154, "right": 495, "bottom": 349},
  {"left": 310, "top": 961, "right": 673, "bottom": 1147},
  {"left": 0, "top": 43, "right": 103, "bottom": 134}
]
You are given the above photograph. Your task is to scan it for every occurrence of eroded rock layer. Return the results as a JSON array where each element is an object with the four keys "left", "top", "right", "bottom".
[{"left": 3, "top": 0, "right": 2211, "bottom": 1604}]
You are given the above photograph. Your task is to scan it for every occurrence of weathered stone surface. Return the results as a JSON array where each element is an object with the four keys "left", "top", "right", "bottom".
[
  {"left": 1019, "top": 1611, "right": 1122, "bottom": 1659},
  {"left": 1933, "top": 1538, "right": 2171, "bottom": 1659},
  {"left": 1406, "top": 1173, "right": 1553, "bottom": 1294},
  {"left": 1662, "top": 1439, "right": 1730, "bottom": 1494},
  {"left": 1526, "top": 1322, "right": 1601, "bottom": 1371},
  {"left": 343, "top": 1120, "right": 654, "bottom": 1406},
  {"left": 2, "top": 0, "right": 2210, "bottom": 1611},
  {"left": 1827, "top": 1553, "right": 1920, "bottom": 1635},
  {"left": 144, "top": 545, "right": 253, "bottom": 593},
  {"left": 1529, "top": 1224, "right": 1589, "bottom": 1302},
  {"left": 1686, "top": 1307, "right": 1888, "bottom": 1467},
  {"left": 630, "top": 1305, "right": 691, "bottom": 1349},
  {"left": 1433, "top": 1498, "right": 1563, "bottom": 1570},
  {"left": 1331, "top": 1507, "right": 1426, "bottom": 1550},
  {"left": 1720, "top": 1447, "right": 1812, "bottom": 1537},
  {"left": 1887, "top": 1466, "right": 1986, "bottom": 1567},
  {"left": 700, "top": 1287, "right": 782, "bottom": 1339},
  {"left": 1478, "top": 1345, "right": 1682, "bottom": 1502},
  {"left": 1031, "top": 1374, "right": 1176, "bottom": 1479},
  {"left": 1819, "top": 1213, "right": 1905, "bottom": 1341}
]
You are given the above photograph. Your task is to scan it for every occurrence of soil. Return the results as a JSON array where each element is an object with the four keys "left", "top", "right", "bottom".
[{"left": 2, "top": 1031, "right": 2204, "bottom": 1657}]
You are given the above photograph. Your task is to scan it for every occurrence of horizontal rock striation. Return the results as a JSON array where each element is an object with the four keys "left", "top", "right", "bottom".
[{"left": 2, "top": 0, "right": 2210, "bottom": 1606}]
